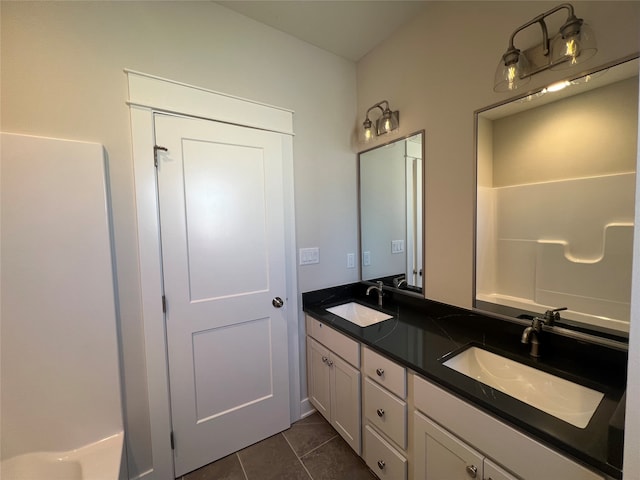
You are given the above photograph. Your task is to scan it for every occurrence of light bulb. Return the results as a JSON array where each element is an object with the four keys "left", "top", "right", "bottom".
[
  {"left": 545, "top": 80, "right": 570, "bottom": 93},
  {"left": 507, "top": 64, "right": 518, "bottom": 90}
]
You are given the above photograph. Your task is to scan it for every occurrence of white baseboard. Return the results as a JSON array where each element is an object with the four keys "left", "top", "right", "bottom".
[
  {"left": 300, "top": 397, "right": 316, "bottom": 419},
  {"left": 128, "top": 468, "right": 153, "bottom": 480}
]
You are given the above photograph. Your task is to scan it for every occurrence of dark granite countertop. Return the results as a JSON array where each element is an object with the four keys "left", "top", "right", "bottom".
[{"left": 302, "top": 283, "right": 627, "bottom": 479}]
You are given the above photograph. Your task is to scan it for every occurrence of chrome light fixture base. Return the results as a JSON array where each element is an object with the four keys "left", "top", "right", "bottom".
[
  {"left": 362, "top": 100, "right": 399, "bottom": 142},
  {"left": 494, "top": 3, "right": 597, "bottom": 92}
]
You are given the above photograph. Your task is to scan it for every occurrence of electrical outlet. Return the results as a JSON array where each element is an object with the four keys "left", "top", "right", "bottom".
[{"left": 347, "top": 253, "right": 355, "bottom": 269}]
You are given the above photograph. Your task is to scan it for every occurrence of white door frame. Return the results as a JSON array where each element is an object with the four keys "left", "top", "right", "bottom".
[{"left": 126, "top": 70, "right": 300, "bottom": 479}]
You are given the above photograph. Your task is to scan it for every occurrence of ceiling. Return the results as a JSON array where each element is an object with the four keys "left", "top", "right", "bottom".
[{"left": 215, "top": 1, "right": 430, "bottom": 62}]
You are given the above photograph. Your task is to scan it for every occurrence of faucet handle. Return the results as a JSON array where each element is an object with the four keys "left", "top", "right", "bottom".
[
  {"left": 543, "top": 307, "right": 567, "bottom": 325},
  {"left": 377, "top": 280, "right": 383, "bottom": 289}
]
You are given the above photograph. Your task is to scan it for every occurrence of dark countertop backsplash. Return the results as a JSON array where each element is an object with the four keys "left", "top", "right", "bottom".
[{"left": 302, "top": 282, "right": 628, "bottom": 479}]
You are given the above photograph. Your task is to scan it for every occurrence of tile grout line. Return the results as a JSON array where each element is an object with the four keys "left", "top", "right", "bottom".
[
  {"left": 296, "top": 433, "right": 339, "bottom": 459},
  {"left": 282, "top": 430, "right": 314, "bottom": 480},
  {"left": 236, "top": 452, "right": 250, "bottom": 480}
]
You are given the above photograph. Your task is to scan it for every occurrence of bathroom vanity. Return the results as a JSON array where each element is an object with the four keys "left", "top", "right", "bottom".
[{"left": 303, "top": 283, "right": 626, "bottom": 480}]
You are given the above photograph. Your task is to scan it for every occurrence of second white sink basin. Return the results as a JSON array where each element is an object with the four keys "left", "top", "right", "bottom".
[
  {"left": 326, "top": 302, "right": 393, "bottom": 327},
  {"left": 442, "top": 346, "right": 604, "bottom": 428}
]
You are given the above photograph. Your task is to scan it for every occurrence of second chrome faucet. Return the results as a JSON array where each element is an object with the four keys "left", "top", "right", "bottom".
[
  {"left": 521, "top": 307, "right": 567, "bottom": 357},
  {"left": 366, "top": 280, "right": 384, "bottom": 307}
]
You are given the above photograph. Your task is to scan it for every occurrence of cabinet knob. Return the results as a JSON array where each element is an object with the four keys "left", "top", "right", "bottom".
[
  {"left": 465, "top": 465, "right": 478, "bottom": 478},
  {"left": 376, "top": 408, "right": 385, "bottom": 417},
  {"left": 376, "top": 368, "right": 384, "bottom": 377},
  {"left": 321, "top": 356, "right": 328, "bottom": 364},
  {"left": 327, "top": 359, "right": 334, "bottom": 367},
  {"left": 377, "top": 460, "right": 385, "bottom": 470}
]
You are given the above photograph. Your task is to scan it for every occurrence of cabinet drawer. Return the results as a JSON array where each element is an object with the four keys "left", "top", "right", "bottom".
[
  {"left": 306, "top": 315, "right": 360, "bottom": 367},
  {"left": 364, "top": 378, "right": 407, "bottom": 449},
  {"left": 364, "top": 425, "right": 407, "bottom": 480},
  {"left": 363, "top": 346, "right": 406, "bottom": 398}
]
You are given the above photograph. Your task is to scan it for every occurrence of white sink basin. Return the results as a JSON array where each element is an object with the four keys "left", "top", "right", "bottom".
[
  {"left": 326, "top": 302, "right": 393, "bottom": 327},
  {"left": 442, "top": 346, "right": 604, "bottom": 428}
]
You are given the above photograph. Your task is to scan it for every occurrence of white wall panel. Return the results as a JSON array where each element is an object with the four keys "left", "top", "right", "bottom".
[{"left": 0, "top": 133, "right": 123, "bottom": 460}]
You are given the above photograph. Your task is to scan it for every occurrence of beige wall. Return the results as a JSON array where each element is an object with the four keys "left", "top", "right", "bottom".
[
  {"left": 1, "top": 2, "right": 358, "bottom": 476},
  {"left": 357, "top": 0, "right": 640, "bottom": 308}
]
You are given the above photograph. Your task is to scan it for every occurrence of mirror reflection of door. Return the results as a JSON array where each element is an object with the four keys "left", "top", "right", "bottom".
[
  {"left": 475, "top": 57, "right": 638, "bottom": 337},
  {"left": 360, "top": 131, "right": 424, "bottom": 293}
]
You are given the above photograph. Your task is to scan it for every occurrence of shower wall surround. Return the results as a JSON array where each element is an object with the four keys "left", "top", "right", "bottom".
[
  {"left": 0, "top": 133, "right": 124, "bottom": 465},
  {"left": 476, "top": 172, "right": 634, "bottom": 332},
  {"left": 476, "top": 69, "right": 638, "bottom": 335}
]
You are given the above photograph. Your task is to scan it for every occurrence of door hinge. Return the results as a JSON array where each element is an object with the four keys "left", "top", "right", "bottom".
[
  {"left": 162, "top": 295, "right": 167, "bottom": 313},
  {"left": 153, "top": 145, "right": 168, "bottom": 167},
  {"left": 170, "top": 431, "right": 175, "bottom": 450}
]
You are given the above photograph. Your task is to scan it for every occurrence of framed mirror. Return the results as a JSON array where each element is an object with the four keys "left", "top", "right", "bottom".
[
  {"left": 359, "top": 131, "right": 424, "bottom": 294},
  {"left": 474, "top": 56, "right": 638, "bottom": 339}
]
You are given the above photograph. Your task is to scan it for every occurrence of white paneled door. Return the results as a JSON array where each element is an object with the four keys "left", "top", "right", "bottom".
[{"left": 154, "top": 113, "right": 291, "bottom": 477}]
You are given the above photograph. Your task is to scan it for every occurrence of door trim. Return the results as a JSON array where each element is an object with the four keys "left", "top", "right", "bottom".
[{"left": 127, "top": 70, "right": 299, "bottom": 479}]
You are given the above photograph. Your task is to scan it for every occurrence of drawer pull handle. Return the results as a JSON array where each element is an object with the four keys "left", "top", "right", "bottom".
[
  {"left": 377, "top": 460, "right": 385, "bottom": 470},
  {"left": 466, "top": 465, "right": 478, "bottom": 478},
  {"left": 321, "top": 356, "right": 328, "bottom": 364},
  {"left": 376, "top": 408, "right": 385, "bottom": 417},
  {"left": 376, "top": 368, "right": 384, "bottom": 376}
]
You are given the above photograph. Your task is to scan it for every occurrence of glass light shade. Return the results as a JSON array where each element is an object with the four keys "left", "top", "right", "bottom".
[
  {"left": 363, "top": 118, "right": 374, "bottom": 143},
  {"left": 550, "top": 22, "right": 597, "bottom": 70},
  {"left": 376, "top": 110, "right": 399, "bottom": 135},
  {"left": 493, "top": 52, "right": 530, "bottom": 92}
]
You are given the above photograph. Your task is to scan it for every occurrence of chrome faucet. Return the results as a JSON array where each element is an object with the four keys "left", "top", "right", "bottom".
[
  {"left": 521, "top": 307, "right": 567, "bottom": 357},
  {"left": 366, "top": 281, "right": 384, "bottom": 307},
  {"left": 521, "top": 317, "right": 543, "bottom": 358},
  {"left": 542, "top": 307, "right": 567, "bottom": 326},
  {"left": 393, "top": 275, "right": 407, "bottom": 288}
]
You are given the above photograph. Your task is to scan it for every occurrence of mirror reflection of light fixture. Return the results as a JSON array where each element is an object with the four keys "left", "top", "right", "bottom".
[
  {"left": 362, "top": 100, "right": 399, "bottom": 142},
  {"left": 494, "top": 3, "right": 597, "bottom": 92}
]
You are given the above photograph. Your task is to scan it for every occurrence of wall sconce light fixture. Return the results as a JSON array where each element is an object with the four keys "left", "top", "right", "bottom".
[
  {"left": 362, "top": 100, "right": 399, "bottom": 142},
  {"left": 494, "top": 3, "right": 597, "bottom": 92}
]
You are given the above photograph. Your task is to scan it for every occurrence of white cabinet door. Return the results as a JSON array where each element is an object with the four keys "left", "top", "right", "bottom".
[
  {"left": 414, "top": 411, "right": 483, "bottom": 480},
  {"left": 484, "top": 459, "right": 519, "bottom": 480},
  {"left": 307, "top": 337, "right": 331, "bottom": 422},
  {"left": 331, "top": 353, "right": 361, "bottom": 454}
]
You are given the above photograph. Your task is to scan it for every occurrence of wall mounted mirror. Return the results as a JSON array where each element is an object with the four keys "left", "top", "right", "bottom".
[
  {"left": 475, "top": 56, "right": 638, "bottom": 339},
  {"left": 359, "top": 131, "right": 424, "bottom": 294}
]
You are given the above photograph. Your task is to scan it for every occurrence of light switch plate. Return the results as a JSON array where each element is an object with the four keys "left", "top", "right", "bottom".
[
  {"left": 392, "top": 240, "right": 404, "bottom": 254},
  {"left": 299, "top": 247, "right": 319, "bottom": 265},
  {"left": 363, "top": 251, "right": 371, "bottom": 266}
]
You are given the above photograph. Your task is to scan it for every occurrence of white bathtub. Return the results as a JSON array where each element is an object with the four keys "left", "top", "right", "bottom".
[{"left": 1, "top": 432, "right": 124, "bottom": 480}]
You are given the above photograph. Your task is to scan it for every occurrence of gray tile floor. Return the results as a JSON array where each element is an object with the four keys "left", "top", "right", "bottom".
[{"left": 181, "top": 412, "right": 377, "bottom": 480}]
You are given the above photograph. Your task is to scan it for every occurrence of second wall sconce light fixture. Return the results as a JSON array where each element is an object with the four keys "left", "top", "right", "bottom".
[
  {"left": 494, "top": 3, "right": 597, "bottom": 92},
  {"left": 363, "top": 100, "right": 399, "bottom": 142}
]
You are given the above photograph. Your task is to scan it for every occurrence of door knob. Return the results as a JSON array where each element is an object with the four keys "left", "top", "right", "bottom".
[{"left": 272, "top": 297, "right": 284, "bottom": 308}]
